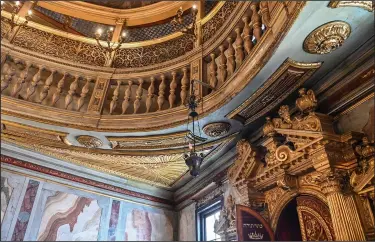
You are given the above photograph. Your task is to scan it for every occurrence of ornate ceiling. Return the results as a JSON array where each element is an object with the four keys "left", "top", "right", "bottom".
[
  {"left": 83, "top": 0, "right": 160, "bottom": 9},
  {"left": 1, "top": 1, "right": 374, "bottom": 204}
]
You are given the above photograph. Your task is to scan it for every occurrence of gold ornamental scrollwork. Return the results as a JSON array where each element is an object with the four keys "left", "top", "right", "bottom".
[
  {"left": 303, "top": 21, "right": 351, "bottom": 55},
  {"left": 76, "top": 135, "right": 103, "bottom": 149},
  {"left": 203, "top": 122, "right": 231, "bottom": 138},
  {"left": 328, "top": 1, "right": 374, "bottom": 12}
]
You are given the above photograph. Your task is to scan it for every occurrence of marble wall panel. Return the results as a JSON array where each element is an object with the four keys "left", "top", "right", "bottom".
[
  {"left": 1, "top": 177, "right": 13, "bottom": 224},
  {"left": 11, "top": 180, "right": 40, "bottom": 241},
  {"left": 108, "top": 200, "right": 120, "bottom": 241},
  {"left": 122, "top": 202, "right": 175, "bottom": 241},
  {"left": 36, "top": 191, "right": 102, "bottom": 241},
  {"left": 0, "top": 170, "right": 177, "bottom": 241},
  {"left": 178, "top": 202, "right": 196, "bottom": 241}
]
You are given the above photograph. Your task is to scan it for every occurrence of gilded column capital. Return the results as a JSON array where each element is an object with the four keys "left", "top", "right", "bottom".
[{"left": 317, "top": 169, "right": 351, "bottom": 195}]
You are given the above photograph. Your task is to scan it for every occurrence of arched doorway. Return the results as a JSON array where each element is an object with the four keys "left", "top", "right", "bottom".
[
  {"left": 275, "top": 197, "right": 302, "bottom": 241},
  {"left": 275, "top": 195, "right": 335, "bottom": 241}
]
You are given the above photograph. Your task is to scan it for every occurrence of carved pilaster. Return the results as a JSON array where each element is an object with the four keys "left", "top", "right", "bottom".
[
  {"left": 87, "top": 77, "right": 109, "bottom": 114},
  {"left": 319, "top": 170, "right": 366, "bottom": 241}
]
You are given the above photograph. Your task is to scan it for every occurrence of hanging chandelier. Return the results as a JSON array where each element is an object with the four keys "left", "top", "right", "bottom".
[
  {"left": 184, "top": 80, "right": 204, "bottom": 177},
  {"left": 184, "top": 80, "right": 216, "bottom": 177}
]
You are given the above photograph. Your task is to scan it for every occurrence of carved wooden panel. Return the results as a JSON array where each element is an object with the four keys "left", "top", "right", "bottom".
[
  {"left": 296, "top": 196, "right": 335, "bottom": 241},
  {"left": 112, "top": 34, "right": 194, "bottom": 68},
  {"left": 12, "top": 25, "right": 106, "bottom": 67},
  {"left": 227, "top": 58, "right": 321, "bottom": 125},
  {"left": 202, "top": 1, "right": 239, "bottom": 43}
]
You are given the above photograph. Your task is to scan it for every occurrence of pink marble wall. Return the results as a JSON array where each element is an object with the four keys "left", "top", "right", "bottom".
[
  {"left": 124, "top": 208, "right": 173, "bottom": 241},
  {"left": 108, "top": 200, "right": 120, "bottom": 241},
  {"left": 12, "top": 180, "right": 40, "bottom": 241},
  {"left": 178, "top": 203, "right": 196, "bottom": 241},
  {"left": 37, "top": 192, "right": 102, "bottom": 241}
]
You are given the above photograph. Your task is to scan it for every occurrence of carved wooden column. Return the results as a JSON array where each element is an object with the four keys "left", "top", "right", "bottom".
[
  {"left": 133, "top": 78, "right": 143, "bottom": 114},
  {"left": 109, "top": 80, "right": 121, "bottom": 114},
  {"left": 122, "top": 80, "right": 133, "bottom": 114},
  {"left": 320, "top": 172, "right": 366, "bottom": 241},
  {"left": 180, "top": 67, "right": 189, "bottom": 106},
  {"left": 87, "top": 77, "right": 110, "bottom": 115}
]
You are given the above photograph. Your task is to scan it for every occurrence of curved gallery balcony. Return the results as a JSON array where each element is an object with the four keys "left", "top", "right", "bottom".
[{"left": 1, "top": 1, "right": 304, "bottom": 132}]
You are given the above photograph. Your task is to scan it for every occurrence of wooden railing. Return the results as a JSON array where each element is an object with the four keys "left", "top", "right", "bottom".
[{"left": 0, "top": 1, "right": 304, "bottom": 131}]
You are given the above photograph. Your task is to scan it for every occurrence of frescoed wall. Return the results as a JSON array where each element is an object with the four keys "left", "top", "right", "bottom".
[
  {"left": 0, "top": 170, "right": 177, "bottom": 241},
  {"left": 178, "top": 203, "right": 196, "bottom": 241}
]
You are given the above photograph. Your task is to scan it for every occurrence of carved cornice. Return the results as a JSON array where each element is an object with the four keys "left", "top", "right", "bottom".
[
  {"left": 0, "top": 120, "right": 235, "bottom": 188},
  {"left": 328, "top": 1, "right": 374, "bottom": 12},
  {"left": 227, "top": 58, "right": 322, "bottom": 124},
  {"left": 0, "top": 155, "right": 172, "bottom": 205}
]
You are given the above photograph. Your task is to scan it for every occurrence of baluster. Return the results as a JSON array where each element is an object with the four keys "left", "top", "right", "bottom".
[
  {"left": 242, "top": 16, "right": 253, "bottom": 55},
  {"left": 218, "top": 45, "right": 227, "bottom": 84},
  {"left": 260, "top": 1, "right": 271, "bottom": 27},
  {"left": 234, "top": 27, "right": 245, "bottom": 67},
  {"left": 11, "top": 61, "right": 31, "bottom": 98},
  {"left": 169, "top": 71, "right": 177, "bottom": 108},
  {"left": 26, "top": 66, "right": 45, "bottom": 101},
  {"left": 146, "top": 76, "right": 155, "bottom": 113},
  {"left": 109, "top": 80, "right": 121, "bottom": 114},
  {"left": 209, "top": 53, "right": 218, "bottom": 89},
  {"left": 77, "top": 77, "right": 90, "bottom": 111},
  {"left": 133, "top": 78, "right": 143, "bottom": 114},
  {"left": 65, "top": 75, "right": 79, "bottom": 109},
  {"left": 251, "top": 2, "right": 262, "bottom": 42},
  {"left": 157, "top": 74, "right": 166, "bottom": 111},
  {"left": 180, "top": 67, "right": 189, "bottom": 106},
  {"left": 226, "top": 37, "right": 235, "bottom": 76},
  {"left": 39, "top": 69, "right": 55, "bottom": 103},
  {"left": 122, "top": 80, "right": 133, "bottom": 114},
  {"left": 51, "top": 73, "right": 67, "bottom": 106},
  {"left": 1, "top": 64, "right": 16, "bottom": 92}
]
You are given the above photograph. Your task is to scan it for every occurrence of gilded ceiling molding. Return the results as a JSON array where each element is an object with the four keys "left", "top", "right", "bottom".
[
  {"left": 227, "top": 58, "right": 322, "bottom": 125},
  {"left": 328, "top": 1, "right": 374, "bottom": 12},
  {"left": 333, "top": 92, "right": 374, "bottom": 121},
  {"left": 108, "top": 131, "right": 205, "bottom": 150},
  {"left": 1, "top": 122, "right": 235, "bottom": 187},
  {"left": 76, "top": 135, "right": 103, "bottom": 149},
  {"left": 37, "top": 1, "right": 195, "bottom": 26},
  {"left": 0, "top": 119, "right": 67, "bottom": 143},
  {"left": 303, "top": 21, "right": 351, "bottom": 55},
  {"left": 203, "top": 122, "right": 231, "bottom": 138},
  {"left": 1, "top": 156, "right": 172, "bottom": 205}
]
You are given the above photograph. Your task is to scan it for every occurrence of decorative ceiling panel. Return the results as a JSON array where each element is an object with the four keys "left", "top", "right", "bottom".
[
  {"left": 1, "top": 120, "right": 233, "bottom": 188},
  {"left": 226, "top": 58, "right": 322, "bottom": 125},
  {"left": 108, "top": 131, "right": 206, "bottom": 150},
  {"left": 35, "top": 6, "right": 113, "bottom": 39}
]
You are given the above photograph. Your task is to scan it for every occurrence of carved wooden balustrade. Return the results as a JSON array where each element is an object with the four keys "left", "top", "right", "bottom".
[
  {"left": 0, "top": 2, "right": 304, "bottom": 131},
  {"left": 1, "top": 57, "right": 96, "bottom": 113},
  {"left": 202, "top": 2, "right": 267, "bottom": 92},
  {"left": 104, "top": 67, "right": 190, "bottom": 115}
]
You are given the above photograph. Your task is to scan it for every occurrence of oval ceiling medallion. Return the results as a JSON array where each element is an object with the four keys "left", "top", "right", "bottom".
[
  {"left": 76, "top": 135, "right": 103, "bottom": 148},
  {"left": 203, "top": 122, "right": 231, "bottom": 138},
  {"left": 303, "top": 21, "right": 351, "bottom": 55}
]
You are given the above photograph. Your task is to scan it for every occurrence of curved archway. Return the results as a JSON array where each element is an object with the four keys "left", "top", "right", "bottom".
[{"left": 274, "top": 197, "right": 302, "bottom": 241}]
